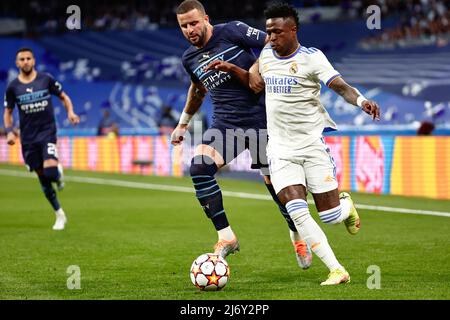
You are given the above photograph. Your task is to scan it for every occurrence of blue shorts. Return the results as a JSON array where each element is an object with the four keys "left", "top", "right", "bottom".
[
  {"left": 21, "top": 140, "right": 58, "bottom": 172},
  {"left": 201, "top": 126, "right": 269, "bottom": 173}
]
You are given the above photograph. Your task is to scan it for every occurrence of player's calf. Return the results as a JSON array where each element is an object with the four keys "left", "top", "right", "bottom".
[
  {"left": 190, "top": 155, "right": 232, "bottom": 235},
  {"left": 38, "top": 174, "right": 61, "bottom": 211},
  {"left": 43, "top": 166, "right": 60, "bottom": 182}
]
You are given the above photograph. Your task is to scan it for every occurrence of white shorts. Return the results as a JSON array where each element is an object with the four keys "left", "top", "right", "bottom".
[{"left": 268, "top": 137, "right": 338, "bottom": 195}]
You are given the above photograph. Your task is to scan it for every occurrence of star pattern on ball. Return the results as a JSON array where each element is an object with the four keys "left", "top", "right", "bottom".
[
  {"left": 206, "top": 272, "right": 219, "bottom": 286},
  {"left": 191, "top": 264, "right": 201, "bottom": 277}
]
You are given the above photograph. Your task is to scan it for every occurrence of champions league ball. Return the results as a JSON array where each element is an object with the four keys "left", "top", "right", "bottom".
[{"left": 190, "top": 253, "right": 230, "bottom": 291}]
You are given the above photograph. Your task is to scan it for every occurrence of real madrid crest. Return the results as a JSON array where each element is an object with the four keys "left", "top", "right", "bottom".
[{"left": 289, "top": 62, "right": 298, "bottom": 74}]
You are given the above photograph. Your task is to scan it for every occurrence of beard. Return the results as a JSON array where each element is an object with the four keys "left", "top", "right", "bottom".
[
  {"left": 188, "top": 26, "right": 207, "bottom": 47},
  {"left": 21, "top": 66, "right": 33, "bottom": 75}
]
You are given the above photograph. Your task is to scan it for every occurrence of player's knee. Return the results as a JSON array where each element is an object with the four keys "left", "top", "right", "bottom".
[
  {"left": 43, "top": 166, "right": 59, "bottom": 182},
  {"left": 319, "top": 205, "right": 342, "bottom": 224},
  {"left": 190, "top": 155, "right": 218, "bottom": 178}
]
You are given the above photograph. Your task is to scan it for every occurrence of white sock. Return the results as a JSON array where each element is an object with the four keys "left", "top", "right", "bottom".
[
  {"left": 55, "top": 208, "right": 66, "bottom": 217},
  {"left": 318, "top": 203, "right": 350, "bottom": 224},
  {"left": 217, "top": 226, "right": 235, "bottom": 241},
  {"left": 286, "top": 199, "right": 342, "bottom": 271}
]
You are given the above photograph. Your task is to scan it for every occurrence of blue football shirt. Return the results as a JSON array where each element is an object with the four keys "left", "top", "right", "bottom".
[
  {"left": 4, "top": 72, "right": 62, "bottom": 144},
  {"left": 181, "top": 21, "right": 267, "bottom": 129}
]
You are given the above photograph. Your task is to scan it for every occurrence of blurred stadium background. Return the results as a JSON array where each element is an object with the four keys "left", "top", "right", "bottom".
[
  {"left": 1, "top": 0, "right": 450, "bottom": 301},
  {"left": 1, "top": 0, "right": 449, "bottom": 199}
]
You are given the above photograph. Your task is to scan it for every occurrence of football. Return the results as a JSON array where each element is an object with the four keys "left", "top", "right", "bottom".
[{"left": 190, "top": 253, "right": 230, "bottom": 291}]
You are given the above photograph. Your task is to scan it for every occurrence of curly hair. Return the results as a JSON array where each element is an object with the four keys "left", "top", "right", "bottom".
[{"left": 264, "top": 3, "right": 300, "bottom": 28}]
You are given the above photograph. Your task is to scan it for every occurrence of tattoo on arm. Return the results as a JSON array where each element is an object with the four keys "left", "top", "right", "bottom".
[
  {"left": 328, "top": 77, "right": 360, "bottom": 106},
  {"left": 185, "top": 82, "right": 207, "bottom": 114}
]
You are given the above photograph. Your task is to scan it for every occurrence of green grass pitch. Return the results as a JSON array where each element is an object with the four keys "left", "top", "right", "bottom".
[{"left": 0, "top": 163, "right": 449, "bottom": 300}]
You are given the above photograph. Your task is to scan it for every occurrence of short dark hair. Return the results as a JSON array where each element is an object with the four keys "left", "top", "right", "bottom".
[
  {"left": 176, "top": 0, "right": 206, "bottom": 15},
  {"left": 16, "top": 47, "right": 34, "bottom": 57},
  {"left": 264, "top": 3, "right": 300, "bottom": 28}
]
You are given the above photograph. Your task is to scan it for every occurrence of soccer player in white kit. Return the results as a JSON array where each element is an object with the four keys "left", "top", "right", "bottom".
[
  {"left": 261, "top": 3, "right": 380, "bottom": 285},
  {"left": 209, "top": 3, "right": 380, "bottom": 285}
]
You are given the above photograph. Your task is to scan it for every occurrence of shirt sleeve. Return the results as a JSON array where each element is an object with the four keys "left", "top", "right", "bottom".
[
  {"left": 311, "top": 49, "right": 341, "bottom": 86},
  {"left": 47, "top": 73, "right": 63, "bottom": 96},
  {"left": 4, "top": 86, "right": 16, "bottom": 109},
  {"left": 225, "top": 21, "right": 267, "bottom": 50}
]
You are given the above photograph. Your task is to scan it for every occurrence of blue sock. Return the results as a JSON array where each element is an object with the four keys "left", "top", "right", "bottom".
[
  {"left": 43, "top": 166, "right": 60, "bottom": 183},
  {"left": 265, "top": 182, "right": 297, "bottom": 232},
  {"left": 38, "top": 175, "right": 61, "bottom": 211},
  {"left": 190, "top": 156, "right": 229, "bottom": 231}
]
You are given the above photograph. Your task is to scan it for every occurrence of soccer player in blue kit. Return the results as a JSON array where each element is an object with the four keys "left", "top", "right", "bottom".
[
  {"left": 171, "top": 0, "right": 312, "bottom": 267},
  {"left": 3, "top": 48, "right": 80, "bottom": 230}
]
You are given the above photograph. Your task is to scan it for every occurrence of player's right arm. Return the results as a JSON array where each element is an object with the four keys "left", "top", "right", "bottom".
[
  {"left": 3, "top": 107, "right": 16, "bottom": 146},
  {"left": 3, "top": 87, "right": 17, "bottom": 145},
  {"left": 170, "top": 80, "right": 207, "bottom": 146}
]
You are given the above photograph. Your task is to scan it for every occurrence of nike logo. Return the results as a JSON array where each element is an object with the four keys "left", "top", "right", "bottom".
[{"left": 26, "top": 87, "right": 33, "bottom": 93}]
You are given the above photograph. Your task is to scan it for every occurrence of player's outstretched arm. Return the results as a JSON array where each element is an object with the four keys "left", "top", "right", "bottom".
[
  {"left": 171, "top": 81, "right": 207, "bottom": 146},
  {"left": 205, "top": 60, "right": 265, "bottom": 94},
  {"left": 3, "top": 107, "right": 16, "bottom": 145},
  {"left": 59, "top": 92, "right": 80, "bottom": 125},
  {"left": 328, "top": 76, "right": 380, "bottom": 121},
  {"left": 205, "top": 60, "right": 250, "bottom": 88}
]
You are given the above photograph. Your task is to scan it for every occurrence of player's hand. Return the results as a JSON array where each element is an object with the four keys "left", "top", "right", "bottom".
[
  {"left": 171, "top": 124, "right": 188, "bottom": 146},
  {"left": 6, "top": 132, "right": 16, "bottom": 146},
  {"left": 249, "top": 72, "right": 265, "bottom": 93},
  {"left": 68, "top": 111, "right": 80, "bottom": 125},
  {"left": 205, "top": 60, "right": 234, "bottom": 73},
  {"left": 362, "top": 100, "right": 381, "bottom": 121}
]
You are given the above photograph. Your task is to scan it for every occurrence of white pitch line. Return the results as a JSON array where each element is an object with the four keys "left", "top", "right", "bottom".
[{"left": 1, "top": 169, "right": 449, "bottom": 218}]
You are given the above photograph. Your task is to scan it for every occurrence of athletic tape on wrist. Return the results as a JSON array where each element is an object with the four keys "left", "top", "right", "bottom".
[
  {"left": 356, "top": 95, "right": 367, "bottom": 108},
  {"left": 179, "top": 112, "right": 193, "bottom": 125}
]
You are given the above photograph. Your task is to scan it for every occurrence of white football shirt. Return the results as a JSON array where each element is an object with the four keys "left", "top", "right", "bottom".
[{"left": 259, "top": 44, "right": 340, "bottom": 158}]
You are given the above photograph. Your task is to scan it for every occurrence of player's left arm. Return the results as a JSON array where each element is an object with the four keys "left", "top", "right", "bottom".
[
  {"left": 59, "top": 92, "right": 80, "bottom": 125},
  {"left": 205, "top": 59, "right": 265, "bottom": 94},
  {"left": 48, "top": 74, "right": 79, "bottom": 125},
  {"left": 204, "top": 60, "right": 249, "bottom": 88},
  {"left": 328, "top": 77, "right": 380, "bottom": 121}
]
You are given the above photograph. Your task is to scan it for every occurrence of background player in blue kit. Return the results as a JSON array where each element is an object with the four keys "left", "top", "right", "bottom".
[
  {"left": 3, "top": 48, "right": 80, "bottom": 230},
  {"left": 171, "top": 0, "right": 312, "bottom": 267}
]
